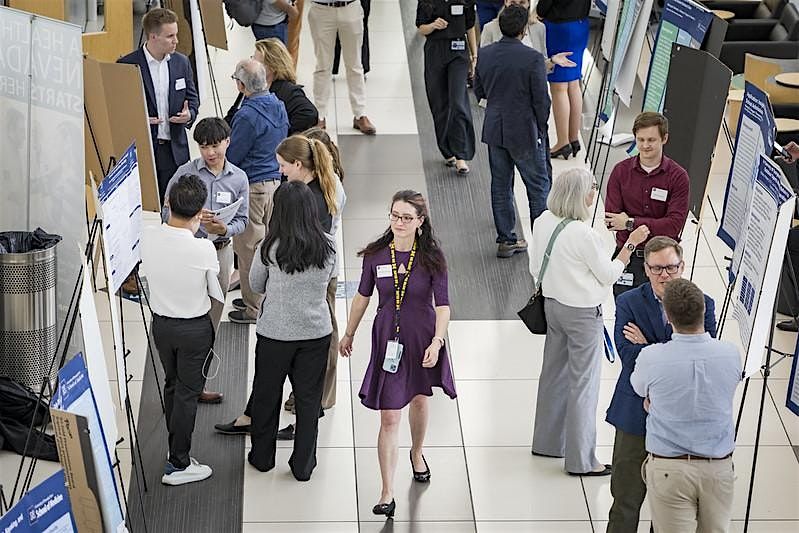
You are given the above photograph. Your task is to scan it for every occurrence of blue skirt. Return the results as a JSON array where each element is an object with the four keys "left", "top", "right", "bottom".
[{"left": 544, "top": 18, "right": 589, "bottom": 83}]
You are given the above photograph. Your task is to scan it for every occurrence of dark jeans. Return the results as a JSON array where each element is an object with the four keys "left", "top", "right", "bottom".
[
  {"left": 488, "top": 142, "right": 551, "bottom": 244},
  {"left": 252, "top": 20, "right": 288, "bottom": 44},
  {"left": 152, "top": 314, "right": 214, "bottom": 469},
  {"left": 607, "top": 428, "right": 648, "bottom": 533},
  {"left": 476, "top": 1, "right": 502, "bottom": 30},
  {"left": 154, "top": 141, "right": 179, "bottom": 205},
  {"left": 333, "top": 0, "right": 370, "bottom": 75},
  {"left": 613, "top": 250, "right": 646, "bottom": 298},
  {"left": 248, "top": 334, "right": 331, "bottom": 481}
]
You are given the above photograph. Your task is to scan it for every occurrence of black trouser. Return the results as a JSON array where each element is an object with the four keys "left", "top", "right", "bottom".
[
  {"left": 423, "top": 39, "right": 476, "bottom": 161},
  {"left": 248, "top": 333, "right": 331, "bottom": 481},
  {"left": 152, "top": 313, "right": 214, "bottom": 469},
  {"left": 154, "top": 140, "right": 179, "bottom": 205},
  {"left": 333, "top": 0, "right": 371, "bottom": 75},
  {"left": 613, "top": 249, "right": 647, "bottom": 299}
]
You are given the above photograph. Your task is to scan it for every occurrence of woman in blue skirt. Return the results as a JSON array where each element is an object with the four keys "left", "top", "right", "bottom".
[{"left": 537, "top": 0, "right": 590, "bottom": 160}]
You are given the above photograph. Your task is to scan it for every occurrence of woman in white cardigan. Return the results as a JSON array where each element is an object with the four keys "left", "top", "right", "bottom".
[{"left": 530, "top": 168, "right": 649, "bottom": 476}]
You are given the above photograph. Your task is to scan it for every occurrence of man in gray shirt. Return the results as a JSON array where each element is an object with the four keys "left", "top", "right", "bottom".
[
  {"left": 163, "top": 117, "right": 249, "bottom": 403},
  {"left": 631, "top": 278, "right": 741, "bottom": 533}
]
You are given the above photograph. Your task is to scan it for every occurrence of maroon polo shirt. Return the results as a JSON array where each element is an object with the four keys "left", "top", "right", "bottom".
[{"left": 604, "top": 155, "right": 690, "bottom": 249}]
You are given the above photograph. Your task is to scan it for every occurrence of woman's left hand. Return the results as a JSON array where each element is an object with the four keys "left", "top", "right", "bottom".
[{"left": 422, "top": 341, "right": 441, "bottom": 368}]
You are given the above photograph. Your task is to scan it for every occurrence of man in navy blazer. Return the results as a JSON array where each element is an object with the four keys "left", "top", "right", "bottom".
[
  {"left": 474, "top": 5, "right": 558, "bottom": 259},
  {"left": 118, "top": 7, "right": 200, "bottom": 205},
  {"left": 605, "top": 236, "right": 717, "bottom": 533}
]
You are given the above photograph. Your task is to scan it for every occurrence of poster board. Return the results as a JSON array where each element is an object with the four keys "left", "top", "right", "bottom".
[
  {"left": 601, "top": 0, "right": 622, "bottom": 61},
  {"left": 0, "top": 470, "right": 77, "bottom": 533},
  {"left": 718, "top": 82, "right": 776, "bottom": 256},
  {"left": 787, "top": 335, "right": 799, "bottom": 416},
  {"left": 732, "top": 155, "right": 795, "bottom": 378},
  {"left": 199, "top": 0, "right": 228, "bottom": 50},
  {"left": 643, "top": 0, "right": 714, "bottom": 113}
]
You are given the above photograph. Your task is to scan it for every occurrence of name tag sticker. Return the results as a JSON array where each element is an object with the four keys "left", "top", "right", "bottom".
[
  {"left": 376, "top": 264, "right": 392, "bottom": 278},
  {"left": 216, "top": 191, "right": 232, "bottom": 204},
  {"left": 451, "top": 39, "right": 466, "bottom": 51},
  {"left": 650, "top": 187, "right": 668, "bottom": 201},
  {"left": 175, "top": 78, "right": 186, "bottom": 90},
  {"left": 451, "top": 4, "right": 464, "bottom": 15},
  {"left": 616, "top": 272, "right": 634, "bottom": 287}
]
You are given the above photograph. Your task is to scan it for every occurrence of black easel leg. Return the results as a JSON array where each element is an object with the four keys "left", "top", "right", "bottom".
[
  {"left": 688, "top": 219, "right": 701, "bottom": 281},
  {"left": 126, "top": 398, "right": 149, "bottom": 533}
]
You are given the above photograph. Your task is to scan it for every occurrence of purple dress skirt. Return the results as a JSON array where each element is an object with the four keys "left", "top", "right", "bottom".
[{"left": 357, "top": 247, "right": 457, "bottom": 410}]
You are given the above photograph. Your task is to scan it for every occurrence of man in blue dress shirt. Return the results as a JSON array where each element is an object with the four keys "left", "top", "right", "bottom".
[
  {"left": 631, "top": 278, "right": 741, "bottom": 532},
  {"left": 605, "top": 237, "right": 716, "bottom": 532}
]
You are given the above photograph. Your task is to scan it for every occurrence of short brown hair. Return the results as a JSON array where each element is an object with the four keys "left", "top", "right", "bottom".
[
  {"left": 633, "top": 111, "right": 668, "bottom": 139},
  {"left": 644, "top": 236, "right": 683, "bottom": 262},
  {"left": 143, "top": 8, "right": 178, "bottom": 37},
  {"left": 663, "top": 279, "right": 705, "bottom": 331}
]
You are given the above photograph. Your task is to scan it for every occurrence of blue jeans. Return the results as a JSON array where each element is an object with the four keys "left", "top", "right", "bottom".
[
  {"left": 489, "top": 141, "right": 551, "bottom": 244},
  {"left": 252, "top": 20, "right": 288, "bottom": 44},
  {"left": 476, "top": 1, "right": 502, "bottom": 31}
]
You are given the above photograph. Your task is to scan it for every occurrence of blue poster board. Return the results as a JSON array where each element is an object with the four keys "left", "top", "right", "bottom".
[
  {"left": 0, "top": 470, "right": 76, "bottom": 532},
  {"left": 788, "top": 336, "right": 799, "bottom": 416}
]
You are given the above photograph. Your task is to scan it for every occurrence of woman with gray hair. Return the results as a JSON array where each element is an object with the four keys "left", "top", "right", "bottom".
[{"left": 530, "top": 168, "right": 649, "bottom": 476}]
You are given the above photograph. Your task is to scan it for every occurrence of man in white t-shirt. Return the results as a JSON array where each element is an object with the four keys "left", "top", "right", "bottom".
[{"left": 141, "top": 174, "right": 221, "bottom": 486}]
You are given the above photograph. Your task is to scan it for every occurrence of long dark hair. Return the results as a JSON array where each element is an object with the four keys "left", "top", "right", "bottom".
[
  {"left": 358, "top": 190, "right": 446, "bottom": 273},
  {"left": 261, "top": 181, "right": 334, "bottom": 274}
]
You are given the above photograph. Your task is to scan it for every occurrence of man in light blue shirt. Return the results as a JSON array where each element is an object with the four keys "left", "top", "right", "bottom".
[{"left": 631, "top": 278, "right": 741, "bottom": 533}]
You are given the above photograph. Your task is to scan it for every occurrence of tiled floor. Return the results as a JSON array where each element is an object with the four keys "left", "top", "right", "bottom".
[{"left": 1, "top": 2, "right": 798, "bottom": 531}]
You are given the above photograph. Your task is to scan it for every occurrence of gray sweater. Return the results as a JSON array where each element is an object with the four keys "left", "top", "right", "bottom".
[{"left": 250, "top": 242, "right": 335, "bottom": 341}]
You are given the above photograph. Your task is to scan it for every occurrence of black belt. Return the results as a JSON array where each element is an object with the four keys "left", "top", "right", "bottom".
[
  {"left": 153, "top": 312, "right": 209, "bottom": 322},
  {"left": 213, "top": 239, "right": 230, "bottom": 250},
  {"left": 156, "top": 139, "right": 170, "bottom": 145},
  {"left": 314, "top": 0, "right": 355, "bottom": 6},
  {"left": 651, "top": 452, "right": 732, "bottom": 461}
]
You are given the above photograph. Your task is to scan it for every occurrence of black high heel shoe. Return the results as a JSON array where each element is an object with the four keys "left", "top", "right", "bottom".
[
  {"left": 410, "top": 450, "right": 431, "bottom": 482},
  {"left": 570, "top": 140, "right": 581, "bottom": 156},
  {"left": 372, "top": 499, "right": 396, "bottom": 518},
  {"left": 550, "top": 144, "right": 572, "bottom": 160}
]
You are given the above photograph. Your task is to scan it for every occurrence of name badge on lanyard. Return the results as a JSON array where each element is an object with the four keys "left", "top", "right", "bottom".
[
  {"left": 451, "top": 39, "right": 466, "bottom": 51},
  {"left": 382, "top": 240, "right": 417, "bottom": 373}
]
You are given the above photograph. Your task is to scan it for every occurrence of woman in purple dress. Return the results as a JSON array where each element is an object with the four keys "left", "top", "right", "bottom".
[{"left": 339, "top": 190, "right": 456, "bottom": 519}]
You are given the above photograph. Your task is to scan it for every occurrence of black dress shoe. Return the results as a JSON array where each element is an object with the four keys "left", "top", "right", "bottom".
[
  {"left": 568, "top": 464, "right": 612, "bottom": 477},
  {"left": 372, "top": 499, "right": 396, "bottom": 518},
  {"left": 570, "top": 140, "right": 581, "bottom": 156},
  {"left": 214, "top": 419, "right": 250, "bottom": 435},
  {"left": 532, "top": 450, "right": 564, "bottom": 458},
  {"left": 550, "top": 144, "right": 572, "bottom": 160},
  {"left": 276, "top": 424, "right": 295, "bottom": 440},
  {"left": 410, "top": 450, "right": 430, "bottom": 482},
  {"left": 777, "top": 319, "right": 799, "bottom": 332}
]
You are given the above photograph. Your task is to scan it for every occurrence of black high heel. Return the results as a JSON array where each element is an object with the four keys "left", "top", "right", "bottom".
[
  {"left": 570, "top": 140, "right": 581, "bottom": 156},
  {"left": 550, "top": 145, "right": 572, "bottom": 160},
  {"left": 372, "top": 499, "right": 396, "bottom": 518},
  {"left": 410, "top": 450, "right": 431, "bottom": 482}
]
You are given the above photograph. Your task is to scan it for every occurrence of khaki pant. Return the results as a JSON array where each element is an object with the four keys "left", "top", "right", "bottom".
[
  {"left": 209, "top": 241, "right": 234, "bottom": 332},
  {"left": 320, "top": 277, "right": 339, "bottom": 409},
  {"left": 287, "top": 0, "right": 305, "bottom": 68},
  {"left": 232, "top": 180, "right": 281, "bottom": 319},
  {"left": 644, "top": 455, "right": 735, "bottom": 533},
  {"left": 307, "top": 1, "right": 367, "bottom": 119}
]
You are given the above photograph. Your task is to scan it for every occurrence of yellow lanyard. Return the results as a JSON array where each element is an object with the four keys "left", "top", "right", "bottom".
[{"left": 390, "top": 240, "right": 417, "bottom": 338}]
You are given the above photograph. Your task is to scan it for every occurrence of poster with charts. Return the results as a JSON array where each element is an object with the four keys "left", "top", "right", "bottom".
[
  {"left": 732, "top": 155, "right": 794, "bottom": 378},
  {"left": 718, "top": 82, "right": 776, "bottom": 258},
  {"left": 97, "top": 143, "right": 143, "bottom": 294},
  {"left": 0, "top": 470, "right": 76, "bottom": 533},
  {"left": 642, "top": 0, "right": 713, "bottom": 113},
  {"left": 787, "top": 335, "right": 799, "bottom": 416}
]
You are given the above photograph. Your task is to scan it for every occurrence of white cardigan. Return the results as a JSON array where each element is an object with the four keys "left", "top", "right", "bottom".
[{"left": 530, "top": 211, "right": 624, "bottom": 308}]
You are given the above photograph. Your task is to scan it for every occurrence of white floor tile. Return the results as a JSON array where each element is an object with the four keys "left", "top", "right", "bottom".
[
  {"left": 447, "top": 320, "right": 544, "bottom": 380},
  {"left": 456, "top": 380, "right": 535, "bottom": 447},
  {"left": 243, "top": 523, "right": 358, "bottom": 533}
]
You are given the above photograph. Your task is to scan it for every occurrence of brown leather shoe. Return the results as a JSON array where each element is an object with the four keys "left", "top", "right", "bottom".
[
  {"left": 317, "top": 118, "right": 326, "bottom": 130},
  {"left": 353, "top": 115, "right": 376, "bottom": 135},
  {"left": 121, "top": 273, "right": 139, "bottom": 295},
  {"left": 198, "top": 390, "right": 223, "bottom": 404}
]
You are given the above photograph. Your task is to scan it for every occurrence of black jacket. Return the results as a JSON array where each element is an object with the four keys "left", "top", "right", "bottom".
[
  {"left": 225, "top": 79, "right": 318, "bottom": 135},
  {"left": 536, "top": 0, "right": 591, "bottom": 22}
]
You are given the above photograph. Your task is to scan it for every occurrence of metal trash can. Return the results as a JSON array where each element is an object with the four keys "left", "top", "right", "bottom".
[{"left": 0, "top": 240, "right": 58, "bottom": 390}]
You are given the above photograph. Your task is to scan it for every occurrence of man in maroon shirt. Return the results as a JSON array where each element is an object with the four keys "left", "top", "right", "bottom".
[{"left": 604, "top": 112, "right": 690, "bottom": 298}]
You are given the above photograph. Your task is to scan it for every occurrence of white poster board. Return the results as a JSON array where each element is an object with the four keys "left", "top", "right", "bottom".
[
  {"left": 97, "top": 144, "right": 143, "bottom": 294},
  {"left": 601, "top": 0, "right": 622, "bottom": 61},
  {"left": 614, "top": 0, "right": 654, "bottom": 106},
  {"left": 732, "top": 155, "right": 795, "bottom": 378}
]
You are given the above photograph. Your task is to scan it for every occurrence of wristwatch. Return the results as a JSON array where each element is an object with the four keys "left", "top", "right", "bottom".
[
  {"left": 625, "top": 242, "right": 636, "bottom": 252},
  {"left": 625, "top": 217, "right": 635, "bottom": 231}
]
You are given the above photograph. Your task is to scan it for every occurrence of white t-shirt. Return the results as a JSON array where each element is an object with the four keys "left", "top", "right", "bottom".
[
  {"left": 140, "top": 224, "right": 220, "bottom": 318},
  {"left": 143, "top": 44, "right": 171, "bottom": 141},
  {"left": 255, "top": 0, "right": 287, "bottom": 26}
]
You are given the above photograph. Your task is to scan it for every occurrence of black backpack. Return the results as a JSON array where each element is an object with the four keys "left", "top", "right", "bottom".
[
  {"left": 0, "top": 377, "right": 50, "bottom": 427},
  {"left": 0, "top": 377, "right": 59, "bottom": 462},
  {"left": 224, "top": 0, "right": 264, "bottom": 27}
]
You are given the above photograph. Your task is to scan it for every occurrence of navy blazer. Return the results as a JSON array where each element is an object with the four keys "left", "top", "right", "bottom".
[
  {"left": 117, "top": 47, "right": 200, "bottom": 167},
  {"left": 605, "top": 282, "right": 717, "bottom": 436},
  {"left": 474, "top": 37, "right": 550, "bottom": 160}
]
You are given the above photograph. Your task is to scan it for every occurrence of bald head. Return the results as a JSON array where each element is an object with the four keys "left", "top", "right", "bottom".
[{"left": 234, "top": 59, "right": 268, "bottom": 95}]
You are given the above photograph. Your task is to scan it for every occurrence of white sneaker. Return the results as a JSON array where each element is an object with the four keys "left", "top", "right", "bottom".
[{"left": 161, "top": 457, "right": 212, "bottom": 486}]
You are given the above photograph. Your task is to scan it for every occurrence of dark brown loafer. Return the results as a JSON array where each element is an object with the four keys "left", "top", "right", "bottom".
[{"left": 198, "top": 390, "right": 223, "bottom": 404}]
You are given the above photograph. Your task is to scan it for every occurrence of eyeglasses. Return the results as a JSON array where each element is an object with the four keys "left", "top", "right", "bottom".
[
  {"left": 389, "top": 213, "right": 417, "bottom": 224},
  {"left": 230, "top": 75, "right": 240, "bottom": 81},
  {"left": 646, "top": 262, "right": 683, "bottom": 275}
]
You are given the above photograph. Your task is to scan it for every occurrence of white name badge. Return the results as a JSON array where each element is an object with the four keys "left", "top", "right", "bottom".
[
  {"left": 376, "top": 264, "right": 392, "bottom": 278},
  {"left": 451, "top": 4, "right": 464, "bottom": 15},
  {"left": 650, "top": 187, "right": 668, "bottom": 202},
  {"left": 175, "top": 78, "right": 186, "bottom": 90},
  {"left": 616, "top": 272, "right": 634, "bottom": 287},
  {"left": 383, "top": 340, "right": 403, "bottom": 373},
  {"left": 216, "top": 191, "right": 232, "bottom": 204}
]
